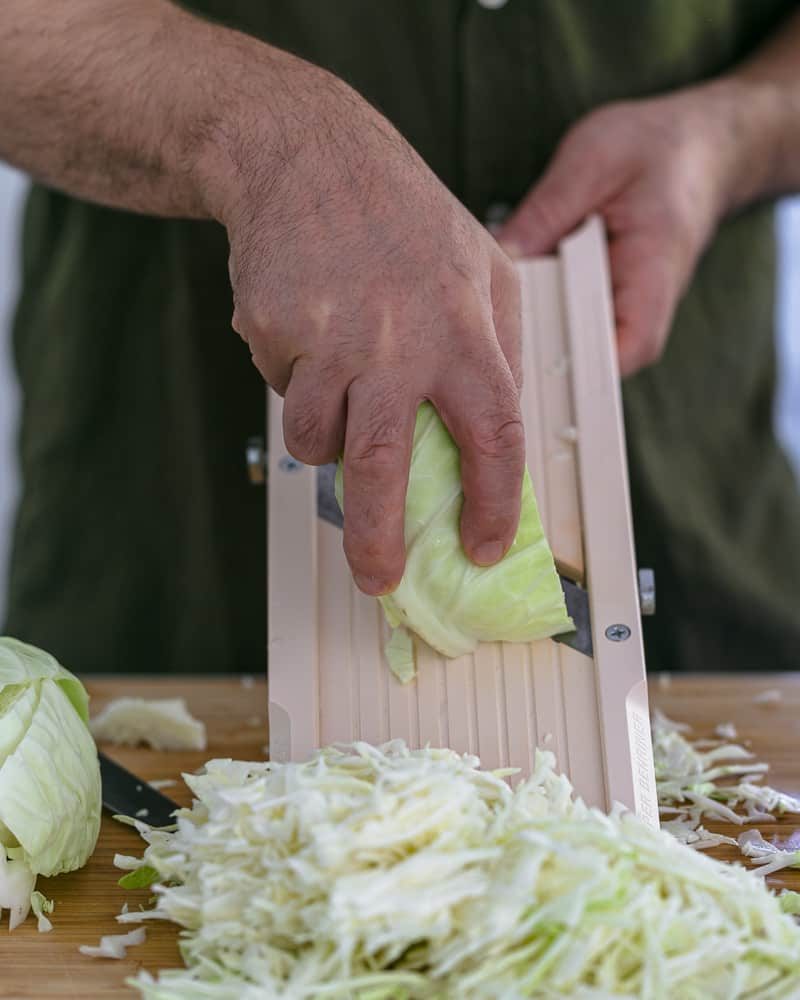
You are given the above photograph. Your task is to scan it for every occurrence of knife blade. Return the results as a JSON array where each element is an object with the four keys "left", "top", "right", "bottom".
[
  {"left": 317, "top": 463, "right": 344, "bottom": 528},
  {"left": 99, "top": 751, "right": 180, "bottom": 828}
]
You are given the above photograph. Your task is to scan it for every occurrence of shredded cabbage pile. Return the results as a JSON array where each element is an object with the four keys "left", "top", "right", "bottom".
[{"left": 122, "top": 741, "right": 800, "bottom": 999}]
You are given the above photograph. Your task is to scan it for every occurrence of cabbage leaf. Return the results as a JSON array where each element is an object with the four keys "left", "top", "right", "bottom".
[{"left": 0, "top": 637, "right": 101, "bottom": 928}]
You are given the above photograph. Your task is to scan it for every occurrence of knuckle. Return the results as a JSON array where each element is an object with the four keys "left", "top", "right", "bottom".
[
  {"left": 347, "top": 384, "right": 410, "bottom": 473},
  {"left": 468, "top": 412, "right": 526, "bottom": 463},
  {"left": 284, "top": 380, "right": 343, "bottom": 464},
  {"left": 231, "top": 288, "right": 271, "bottom": 336},
  {"left": 347, "top": 427, "right": 404, "bottom": 474},
  {"left": 348, "top": 439, "right": 402, "bottom": 468},
  {"left": 437, "top": 274, "right": 489, "bottom": 326},
  {"left": 284, "top": 405, "right": 326, "bottom": 463}
]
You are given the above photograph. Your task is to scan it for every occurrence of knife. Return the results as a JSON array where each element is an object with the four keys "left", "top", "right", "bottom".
[
  {"left": 315, "top": 462, "right": 594, "bottom": 657},
  {"left": 99, "top": 751, "right": 180, "bottom": 828}
]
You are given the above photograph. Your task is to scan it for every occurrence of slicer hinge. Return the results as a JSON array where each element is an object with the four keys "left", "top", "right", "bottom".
[
  {"left": 638, "top": 568, "right": 656, "bottom": 616},
  {"left": 246, "top": 435, "right": 268, "bottom": 486}
]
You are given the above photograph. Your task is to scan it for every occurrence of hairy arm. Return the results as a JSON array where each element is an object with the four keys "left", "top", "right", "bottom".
[
  {"left": 0, "top": 0, "right": 249, "bottom": 217},
  {"left": 724, "top": 9, "right": 800, "bottom": 208},
  {"left": 0, "top": 0, "right": 526, "bottom": 594}
]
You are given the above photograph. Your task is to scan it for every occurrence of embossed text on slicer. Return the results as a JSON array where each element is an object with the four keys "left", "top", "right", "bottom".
[{"left": 630, "top": 709, "right": 658, "bottom": 828}]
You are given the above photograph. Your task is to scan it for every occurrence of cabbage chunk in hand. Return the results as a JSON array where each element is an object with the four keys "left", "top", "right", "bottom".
[{"left": 338, "top": 403, "right": 573, "bottom": 659}]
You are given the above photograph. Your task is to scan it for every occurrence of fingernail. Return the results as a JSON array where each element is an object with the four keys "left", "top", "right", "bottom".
[
  {"left": 472, "top": 540, "right": 505, "bottom": 566},
  {"left": 354, "top": 573, "right": 392, "bottom": 596}
]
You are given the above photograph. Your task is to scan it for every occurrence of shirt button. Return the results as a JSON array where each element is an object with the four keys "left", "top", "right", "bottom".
[{"left": 477, "top": 0, "right": 509, "bottom": 8}]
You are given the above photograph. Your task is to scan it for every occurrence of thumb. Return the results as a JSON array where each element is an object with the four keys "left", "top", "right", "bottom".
[{"left": 496, "top": 127, "right": 627, "bottom": 259}]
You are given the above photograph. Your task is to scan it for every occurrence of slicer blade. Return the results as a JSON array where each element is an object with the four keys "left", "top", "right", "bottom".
[{"left": 555, "top": 575, "right": 593, "bottom": 657}]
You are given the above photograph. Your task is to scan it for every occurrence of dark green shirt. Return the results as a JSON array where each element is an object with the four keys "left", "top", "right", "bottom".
[{"left": 6, "top": 0, "right": 800, "bottom": 674}]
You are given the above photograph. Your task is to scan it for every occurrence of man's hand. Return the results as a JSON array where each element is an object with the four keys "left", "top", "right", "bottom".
[
  {"left": 496, "top": 82, "right": 778, "bottom": 376},
  {"left": 213, "top": 67, "right": 524, "bottom": 597},
  {"left": 0, "top": 0, "right": 524, "bottom": 598}
]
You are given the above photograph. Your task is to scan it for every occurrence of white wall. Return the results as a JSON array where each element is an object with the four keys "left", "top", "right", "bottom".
[
  {"left": 0, "top": 165, "right": 25, "bottom": 622},
  {"left": 0, "top": 178, "right": 798, "bottom": 623}
]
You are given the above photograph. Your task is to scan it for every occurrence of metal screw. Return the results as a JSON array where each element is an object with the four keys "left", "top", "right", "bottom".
[
  {"left": 278, "top": 455, "right": 303, "bottom": 473},
  {"left": 605, "top": 623, "right": 631, "bottom": 642}
]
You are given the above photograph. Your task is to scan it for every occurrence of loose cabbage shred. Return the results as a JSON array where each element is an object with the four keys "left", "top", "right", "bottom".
[{"left": 91, "top": 696, "right": 206, "bottom": 751}]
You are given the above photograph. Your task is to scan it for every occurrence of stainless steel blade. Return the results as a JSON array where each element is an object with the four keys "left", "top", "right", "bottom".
[
  {"left": 317, "top": 463, "right": 344, "bottom": 528},
  {"left": 99, "top": 752, "right": 180, "bottom": 827},
  {"left": 555, "top": 575, "right": 593, "bottom": 657}
]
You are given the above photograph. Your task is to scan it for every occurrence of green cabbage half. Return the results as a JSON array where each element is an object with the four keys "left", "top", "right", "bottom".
[
  {"left": 0, "top": 637, "right": 101, "bottom": 927},
  {"left": 337, "top": 403, "right": 573, "bottom": 660}
]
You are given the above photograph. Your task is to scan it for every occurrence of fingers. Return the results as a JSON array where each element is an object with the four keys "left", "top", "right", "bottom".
[
  {"left": 281, "top": 300, "right": 524, "bottom": 586},
  {"left": 434, "top": 345, "right": 525, "bottom": 567},
  {"left": 278, "top": 250, "right": 525, "bottom": 587},
  {"left": 491, "top": 256, "right": 523, "bottom": 390},
  {"left": 609, "top": 232, "right": 682, "bottom": 376},
  {"left": 342, "top": 377, "right": 416, "bottom": 596},
  {"left": 282, "top": 358, "right": 347, "bottom": 465},
  {"left": 496, "top": 115, "right": 631, "bottom": 258}
]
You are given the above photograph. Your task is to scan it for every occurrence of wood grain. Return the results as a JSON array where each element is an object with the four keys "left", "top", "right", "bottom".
[{"left": 5, "top": 673, "right": 800, "bottom": 997}]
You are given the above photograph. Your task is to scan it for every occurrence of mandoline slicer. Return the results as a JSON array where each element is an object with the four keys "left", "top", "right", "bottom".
[{"left": 266, "top": 215, "right": 658, "bottom": 825}]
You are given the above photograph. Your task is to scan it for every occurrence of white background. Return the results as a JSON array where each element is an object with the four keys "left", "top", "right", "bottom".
[{"left": 1, "top": 162, "right": 799, "bottom": 621}]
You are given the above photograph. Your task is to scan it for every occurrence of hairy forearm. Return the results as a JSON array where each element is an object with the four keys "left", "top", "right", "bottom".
[
  {"left": 706, "top": 10, "right": 800, "bottom": 213},
  {"left": 0, "top": 0, "right": 326, "bottom": 221}
]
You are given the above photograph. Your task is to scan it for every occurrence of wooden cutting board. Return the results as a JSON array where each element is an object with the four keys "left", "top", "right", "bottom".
[
  {"left": 5, "top": 673, "right": 800, "bottom": 998},
  {"left": 5, "top": 678, "right": 269, "bottom": 1000}
]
